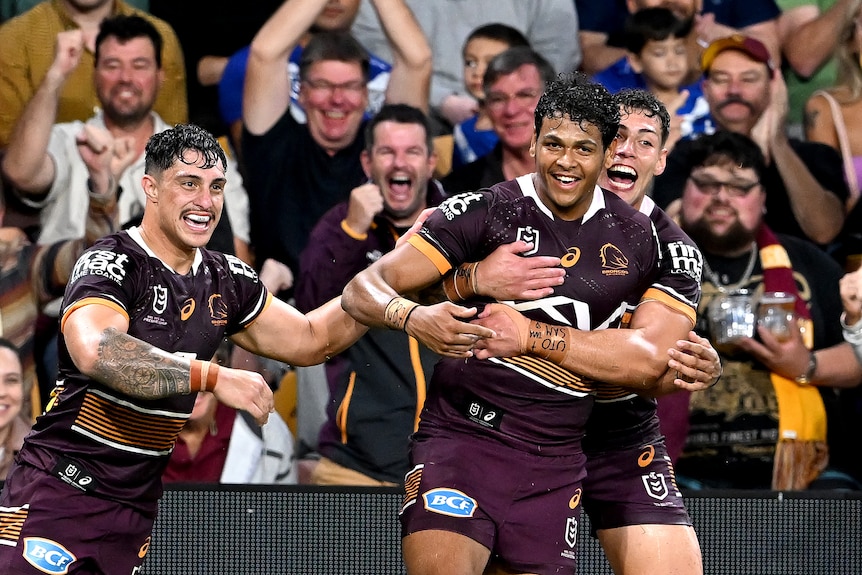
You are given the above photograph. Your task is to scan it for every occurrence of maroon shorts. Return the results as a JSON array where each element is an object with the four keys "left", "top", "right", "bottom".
[
  {"left": 0, "top": 464, "right": 154, "bottom": 575},
  {"left": 583, "top": 439, "right": 691, "bottom": 533},
  {"left": 400, "top": 429, "right": 587, "bottom": 575}
]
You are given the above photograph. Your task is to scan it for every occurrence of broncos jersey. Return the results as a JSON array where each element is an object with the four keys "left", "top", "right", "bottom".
[
  {"left": 585, "top": 196, "right": 703, "bottom": 452},
  {"left": 17, "top": 227, "right": 271, "bottom": 509},
  {"left": 407, "top": 174, "right": 674, "bottom": 454}
]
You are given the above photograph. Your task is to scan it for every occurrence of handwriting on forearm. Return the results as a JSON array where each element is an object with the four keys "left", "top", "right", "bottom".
[{"left": 92, "top": 327, "right": 191, "bottom": 398}]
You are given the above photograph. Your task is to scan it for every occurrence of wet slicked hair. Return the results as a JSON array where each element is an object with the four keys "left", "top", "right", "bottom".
[
  {"left": 365, "top": 104, "right": 433, "bottom": 154},
  {"left": 534, "top": 72, "right": 620, "bottom": 149},
  {"left": 300, "top": 30, "right": 371, "bottom": 82},
  {"left": 145, "top": 124, "right": 227, "bottom": 177},
  {"left": 614, "top": 88, "right": 671, "bottom": 144},
  {"left": 685, "top": 130, "right": 767, "bottom": 182},
  {"left": 95, "top": 15, "right": 163, "bottom": 68}
]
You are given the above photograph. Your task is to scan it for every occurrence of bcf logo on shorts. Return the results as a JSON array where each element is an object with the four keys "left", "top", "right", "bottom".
[
  {"left": 422, "top": 488, "right": 477, "bottom": 518},
  {"left": 22, "top": 537, "right": 76, "bottom": 574}
]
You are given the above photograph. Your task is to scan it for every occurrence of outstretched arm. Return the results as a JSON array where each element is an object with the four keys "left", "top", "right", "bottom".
[
  {"left": 372, "top": 0, "right": 432, "bottom": 112},
  {"left": 244, "top": 0, "right": 327, "bottom": 135},
  {"left": 63, "top": 303, "right": 274, "bottom": 425},
  {"left": 2, "top": 30, "right": 83, "bottom": 195}
]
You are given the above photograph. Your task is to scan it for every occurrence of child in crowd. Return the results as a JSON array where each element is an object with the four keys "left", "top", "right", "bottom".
[
  {"left": 450, "top": 23, "right": 530, "bottom": 170},
  {"left": 594, "top": 7, "right": 710, "bottom": 151}
]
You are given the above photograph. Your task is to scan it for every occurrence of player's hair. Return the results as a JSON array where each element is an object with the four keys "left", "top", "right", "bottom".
[
  {"left": 622, "top": 7, "right": 693, "bottom": 55},
  {"left": 364, "top": 104, "right": 433, "bottom": 155},
  {"left": 615, "top": 88, "right": 671, "bottom": 145},
  {"left": 534, "top": 72, "right": 620, "bottom": 149},
  {"left": 464, "top": 23, "right": 530, "bottom": 54},
  {"left": 300, "top": 31, "right": 371, "bottom": 83},
  {"left": 482, "top": 46, "right": 556, "bottom": 96},
  {"left": 145, "top": 124, "right": 227, "bottom": 176},
  {"left": 95, "top": 15, "right": 163, "bottom": 69},
  {"left": 685, "top": 130, "right": 767, "bottom": 182}
]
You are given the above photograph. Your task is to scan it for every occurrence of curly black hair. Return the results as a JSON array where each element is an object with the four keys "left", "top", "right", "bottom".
[
  {"left": 614, "top": 88, "right": 671, "bottom": 145},
  {"left": 534, "top": 72, "right": 620, "bottom": 149},
  {"left": 144, "top": 124, "right": 227, "bottom": 177}
]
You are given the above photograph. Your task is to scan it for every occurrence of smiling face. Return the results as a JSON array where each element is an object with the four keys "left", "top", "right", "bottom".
[
  {"left": 0, "top": 346, "right": 23, "bottom": 434},
  {"left": 141, "top": 150, "right": 226, "bottom": 256},
  {"left": 530, "top": 114, "right": 614, "bottom": 220},
  {"left": 485, "top": 64, "right": 544, "bottom": 152},
  {"left": 361, "top": 120, "right": 437, "bottom": 226},
  {"left": 299, "top": 60, "right": 368, "bottom": 154},
  {"left": 680, "top": 159, "right": 765, "bottom": 255},
  {"left": 702, "top": 50, "right": 771, "bottom": 134},
  {"left": 601, "top": 107, "right": 667, "bottom": 208},
  {"left": 94, "top": 35, "right": 163, "bottom": 127}
]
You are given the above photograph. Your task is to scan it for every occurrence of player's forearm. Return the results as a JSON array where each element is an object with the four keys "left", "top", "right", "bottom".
[
  {"left": 528, "top": 321, "right": 669, "bottom": 390},
  {"left": 297, "top": 297, "right": 369, "bottom": 364},
  {"left": 342, "top": 267, "right": 403, "bottom": 328},
  {"left": 88, "top": 327, "right": 194, "bottom": 398}
]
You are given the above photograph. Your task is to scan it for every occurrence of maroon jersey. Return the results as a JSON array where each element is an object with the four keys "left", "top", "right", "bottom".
[
  {"left": 407, "top": 174, "right": 680, "bottom": 454},
  {"left": 17, "top": 228, "right": 270, "bottom": 509},
  {"left": 585, "top": 196, "right": 702, "bottom": 452}
]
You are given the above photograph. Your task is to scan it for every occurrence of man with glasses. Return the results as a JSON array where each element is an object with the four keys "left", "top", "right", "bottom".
[
  {"left": 242, "top": 0, "right": 431, "bottom": 282},
  {"left": 652, "top": 34, "right": 848, "bottom": 248},
  {"left": 441, "top": 47, "right": 556, "bottom": 195},
  {"left": 666, "top": 130, "right": 861, "bottom": 490}
]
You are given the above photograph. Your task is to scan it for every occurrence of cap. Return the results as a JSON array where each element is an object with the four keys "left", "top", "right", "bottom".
[{"left": 701, "top": 34, "right": 774, "bottom": 73}]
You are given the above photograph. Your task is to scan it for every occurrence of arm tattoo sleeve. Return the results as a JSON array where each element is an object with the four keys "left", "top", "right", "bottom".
[{"left": 91, "top": 327, "right": 192, "bottom": 398}]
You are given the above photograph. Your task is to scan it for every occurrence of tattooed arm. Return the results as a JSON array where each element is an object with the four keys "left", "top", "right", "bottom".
[{"left": 62, "top": 302, "right": 274, "bottom": 425}]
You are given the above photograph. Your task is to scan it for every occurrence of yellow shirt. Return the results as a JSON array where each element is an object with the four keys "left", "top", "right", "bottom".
[{"left": 0, "top": 0, "right": 188, "bottom": 148}]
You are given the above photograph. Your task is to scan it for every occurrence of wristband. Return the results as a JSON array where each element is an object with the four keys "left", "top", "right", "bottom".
[
  {"left": 795, "top": 351, "right": 817, "bottom": 386},
  {"left": 384, "top": 297, "right": 419, "bottom": 331},
  {"left": 525, "top": 320, "right": 570, "bottom": 364},
  {"left": 442, "top": 262, "right": 480, "bottom": 302},
  {"left": 190, "top": 359, "right": 220, "bottom": 392}
]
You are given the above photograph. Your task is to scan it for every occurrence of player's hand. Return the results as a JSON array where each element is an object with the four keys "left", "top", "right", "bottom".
[
  {"left": 840, "top": 267, "right": 862, "bottom": 326},
  {"left": 470, "top": 303, "right": 529, "bottom": 359},
  {"left": 475, "top": 241, "right": 564, "bottom": 301},
  {"left": 47, "top": 30, "right": 84, "bottom": 85},
  {"left": 667, "top": 331, "right": 722, "bottom": 391},
  {"left": 404, "top": 301, "right": 495, "bottom": 358},
  {"left": 344, "top": 182, "right": 384, "bottom": 235},
  {"left": 212, "top": 366, "right": 275, "bottom": 426}
]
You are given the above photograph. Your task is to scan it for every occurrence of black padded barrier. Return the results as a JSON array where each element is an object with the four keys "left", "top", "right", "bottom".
[{"left": 141, "top": 486, "right": 862, "bottom": 575}]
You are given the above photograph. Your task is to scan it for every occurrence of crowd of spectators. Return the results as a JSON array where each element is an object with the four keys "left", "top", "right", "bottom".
[{"left": 1, "top": 0, "right": 861, "bottom": 496}]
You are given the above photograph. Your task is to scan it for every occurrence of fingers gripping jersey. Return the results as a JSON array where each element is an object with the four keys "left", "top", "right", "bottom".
[
  {"left": 19, "top": 228, "right": 271, "bottom": 508},
  {"left": 407, "top": 175, "right": 665, "bottom": 452}
]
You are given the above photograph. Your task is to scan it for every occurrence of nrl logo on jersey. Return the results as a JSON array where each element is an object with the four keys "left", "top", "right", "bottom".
[
  {"left": 642, "top": 471, "right": 669, "bottom": 500},
  {"left": 69, "top": 250, "right": 130, "bottom": 285},
  {"left": 516, "top": 226, "right": 539, "bottom": 255},
  {"left": 152, "top": 286, "right": 168, "bottom": 314},
  {"left": 438, "top": 192, "right": 483, "bottom": 220}
]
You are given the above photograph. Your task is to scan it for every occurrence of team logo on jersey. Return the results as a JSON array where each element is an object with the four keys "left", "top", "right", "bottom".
[
  {"left": 23, "top": 537, "right": 76, "bottom": 574},
  {"left": 422, "top": 488, "right": 477, "bottom": 518},
  {"left": 208, "top": 294, "right": 228, "bottom": 326},
  {"left": 515, "top": 226, "right": 539, "bottom": 255},
  {"left": 638, "top": 445, "right": 656, "bottom": 467},
  {"left": 180, "top": 298, "right": 196, "bottom": 321},
  {"left": 438, "top": 192, "right": 484, "bottom": 220},
  {"left": 561, "top": 247, "right": 580, "bottom": 268},
  {"left": 642, "top": 472, "right": 669, "bottom": 500},
  {"left": 151, "top": 285, "right": 168, "bottom": 314},
  {"left": 600, "top": 243, "right": 629, "bottom": 276},
  {"left": 564, "top": 516, "right": 579, "bottom": 548},
  {"left": 69, "top": 250, "right": 130, "bottom": 285}
]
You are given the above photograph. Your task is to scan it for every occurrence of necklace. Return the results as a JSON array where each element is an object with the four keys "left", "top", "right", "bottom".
[{"left": 702, "top": 242, "right": 758, "bottom": 293}]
